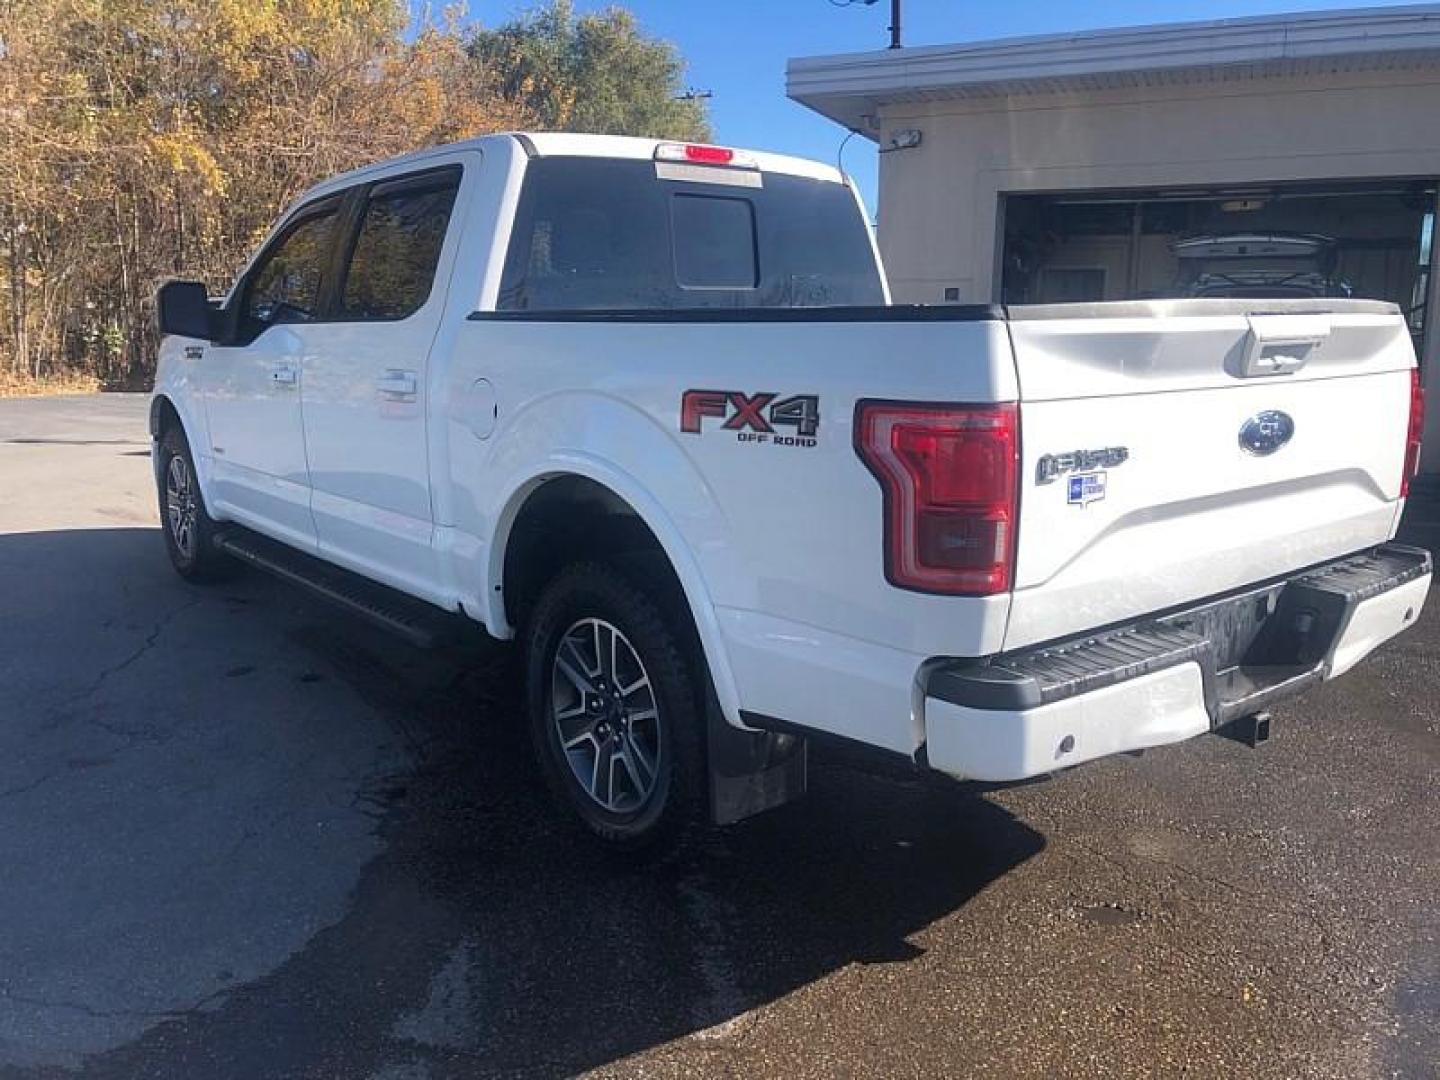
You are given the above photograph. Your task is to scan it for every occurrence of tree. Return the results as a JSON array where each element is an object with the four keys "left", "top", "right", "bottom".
[
  {"left": 0, "top": 0, "right": 713, "bottom": 388},
  {"left": 467, "top": 0, "right": 710, "bottom": 142},
  {"left": 0, "top": 0, "right": 531, "bottom": 386}
]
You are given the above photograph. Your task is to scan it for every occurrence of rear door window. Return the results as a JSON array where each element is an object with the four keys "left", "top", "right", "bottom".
[{"left": 340, "top": 167, "right": 461, "bottom": 320}]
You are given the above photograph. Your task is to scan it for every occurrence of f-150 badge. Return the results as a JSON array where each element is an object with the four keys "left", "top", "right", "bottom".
[
  {"left": 680, "top": 390, "right": 819, "bottom": 447},
  {"left": 1037, "top": 446, "right": 1129, "bottom": 483}
]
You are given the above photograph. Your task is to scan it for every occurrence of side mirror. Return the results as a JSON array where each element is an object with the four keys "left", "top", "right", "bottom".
[{"left": 156, "top": 280, "right": 214, "bottom": 341}]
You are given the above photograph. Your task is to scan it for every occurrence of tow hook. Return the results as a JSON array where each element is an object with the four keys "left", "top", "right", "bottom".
[{"left": 1222, "top": 711, "right": 1272, "bottom": 748}]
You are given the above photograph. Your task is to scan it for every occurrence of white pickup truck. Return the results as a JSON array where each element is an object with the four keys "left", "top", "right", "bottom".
[{"left": 152, "top": 132, "right": 1432, "bottom": 850}]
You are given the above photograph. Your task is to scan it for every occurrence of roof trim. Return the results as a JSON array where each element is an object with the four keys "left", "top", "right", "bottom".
[
  {"left": 294, "top": 133, "right": 661, "bottom": 208},
  {"left": 300, "top": 132, "right": 845, "bottom": 204},
  {"left": 788, "top": 4, "right": 1440, "bottom": 133}
]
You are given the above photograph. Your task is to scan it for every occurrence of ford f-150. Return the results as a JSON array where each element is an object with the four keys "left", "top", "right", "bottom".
[{"left": 150, "top": 132, "right": 1432, "bottom": 849}]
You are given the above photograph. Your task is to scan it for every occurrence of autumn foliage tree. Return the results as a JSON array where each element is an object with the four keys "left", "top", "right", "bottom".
[
  {"left": 468, "top": 0, "right": 710, "bottom": 141},
  {"left": 0, "top": 0, "right": 709, "bottom": 387}
]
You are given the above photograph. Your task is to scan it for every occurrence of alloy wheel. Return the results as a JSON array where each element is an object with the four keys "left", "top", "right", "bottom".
[
  {"left": 550, "top": 617, "right": 662, "bottom": 814},
  {"left": 165, "top": 454, "right": 198, "bottom": 560}
]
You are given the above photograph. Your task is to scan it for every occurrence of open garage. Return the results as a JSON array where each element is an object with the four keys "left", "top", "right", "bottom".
[{"left": 998, "top": 181, "right": 1433, "bottom": 320}]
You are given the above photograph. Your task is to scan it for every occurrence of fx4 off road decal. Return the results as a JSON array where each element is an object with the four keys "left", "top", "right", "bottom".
[{"left": 680, "top": 390, "right": 819, "bottom": 447}]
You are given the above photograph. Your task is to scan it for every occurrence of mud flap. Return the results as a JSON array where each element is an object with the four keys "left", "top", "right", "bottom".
[{"left": 706, "top": 696, "right": 807, "bottom": 825}]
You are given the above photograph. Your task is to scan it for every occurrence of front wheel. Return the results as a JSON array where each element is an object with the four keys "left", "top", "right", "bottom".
[
  {"left": 525, "top": 562, "right": 705, "bottom": 853},
  {"left": 156, "top": 426, "right": 235, "bottom": 582}
]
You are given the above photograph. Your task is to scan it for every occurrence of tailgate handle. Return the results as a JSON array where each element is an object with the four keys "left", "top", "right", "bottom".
[{"left": 1241, "top": 315, "right": 1330, "bottom": 377}]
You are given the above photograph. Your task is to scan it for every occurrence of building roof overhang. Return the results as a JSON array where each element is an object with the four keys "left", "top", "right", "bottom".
[{"left": 787, "top": 4, "right": 1440, "bottom": 135}]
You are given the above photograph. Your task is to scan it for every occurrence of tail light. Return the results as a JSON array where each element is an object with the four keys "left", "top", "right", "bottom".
[
  {"left": 854, "top": 400, "right": 1020, "bottom": 595},
  {"left": 1403, "top": 368, "right": 1425, "bottom": 497}
]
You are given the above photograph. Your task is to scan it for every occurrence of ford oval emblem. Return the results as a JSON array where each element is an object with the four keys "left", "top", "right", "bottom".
[{"left": 1239, "top": 410, "right": 1295, "bottom": 456}]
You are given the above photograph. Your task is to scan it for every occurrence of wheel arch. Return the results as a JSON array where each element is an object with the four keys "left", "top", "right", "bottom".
[
  {"left": 149, "top": 392, "right": 219, "bottom": 517},
  {"left": 148, "top": 394, "right": 182, "bottom": 442},
  {"left": 488, "top": 459, "right": 744, "bottom": 727}
]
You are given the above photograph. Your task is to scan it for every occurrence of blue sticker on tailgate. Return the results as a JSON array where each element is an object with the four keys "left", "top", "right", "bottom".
[{"left": 1067, "top": 472, "right": 1107, "bottom": 507}]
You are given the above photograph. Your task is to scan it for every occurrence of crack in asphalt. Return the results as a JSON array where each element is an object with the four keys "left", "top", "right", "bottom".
[
  {"left": 41, "top": 593, "right": 202, "bottom": 731},
  {"left": 1060, "top": 830, "right": 1353, "bottom": 952},
  {"left": 1059, "top": 827, "right": 1440, "bottom": 935},
  {"left": 4, "top": 589, "right": 201, "bottom": 790},
  {"left": 0, "top": 770, "right": 64, "bottom": 802},
  {"left": 1040, "top": 834, "right": 1404, "bottom": 1037},
  {"left": 79, "top": 594, "right": 202, "bottom": 702},
  {"left": 5, "top": 594, "right": 204, "bottom": 803},
  {"left": 1, "top": 987, "right": 229, "bottom": 1024}
]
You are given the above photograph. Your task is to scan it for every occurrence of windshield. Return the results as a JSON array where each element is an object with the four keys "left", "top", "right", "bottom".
[{"left": 497, "top": 156, "right": 884, "bottom": 311}]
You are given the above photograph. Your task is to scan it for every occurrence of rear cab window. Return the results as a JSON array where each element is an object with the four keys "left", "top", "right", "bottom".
[
  {"left": 672, "top": 195, "right": 758, "bottom": 289},
  {"left": 497, "top": 157, "right": 882, "bottom": 311}
]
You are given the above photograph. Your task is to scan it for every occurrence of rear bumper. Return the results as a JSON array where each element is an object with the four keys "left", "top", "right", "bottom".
[{"left": 924, "top": 544, "right": 1431, "bottom": 781}]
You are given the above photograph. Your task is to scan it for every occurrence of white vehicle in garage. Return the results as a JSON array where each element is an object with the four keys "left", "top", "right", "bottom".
[
  {"left": 151, "top": 133, "right": 1431, "bottom": 850},
  {"left": 1172, "top": 232, "right": 1353, "bottom": 300}
]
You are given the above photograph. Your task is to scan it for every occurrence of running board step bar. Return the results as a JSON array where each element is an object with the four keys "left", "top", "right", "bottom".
[{"left": 214, "top": 529, "right": 462, "bottom": 649}]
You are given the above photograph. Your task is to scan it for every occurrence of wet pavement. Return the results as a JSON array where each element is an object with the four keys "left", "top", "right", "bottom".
[{"left": 1, "top": 394, "right": 1437, "bottom": 1078}]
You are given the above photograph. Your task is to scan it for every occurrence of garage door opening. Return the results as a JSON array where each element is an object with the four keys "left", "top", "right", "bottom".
[{"left": 999, "top": 180, "right": 1436, "bottom": 354}]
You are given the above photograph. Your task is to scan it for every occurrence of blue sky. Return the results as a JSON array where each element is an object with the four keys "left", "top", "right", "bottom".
[{"left": 461, "top": 0, "right": 1423, "bottom": 211}]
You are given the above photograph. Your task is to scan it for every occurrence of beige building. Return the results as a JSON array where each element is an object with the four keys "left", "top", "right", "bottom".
[{"left": 788, "top": 4, "right": 1440, "bottom": 469}]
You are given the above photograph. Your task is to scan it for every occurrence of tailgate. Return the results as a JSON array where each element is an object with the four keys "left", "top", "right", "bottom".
[{"left": 1004, "top": 299, "right": 1415, "bottom": 650}]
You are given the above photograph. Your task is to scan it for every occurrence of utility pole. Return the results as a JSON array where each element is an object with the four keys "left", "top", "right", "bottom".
[{"left": 836, "top": 0, "right": 901, "bottom": 49}]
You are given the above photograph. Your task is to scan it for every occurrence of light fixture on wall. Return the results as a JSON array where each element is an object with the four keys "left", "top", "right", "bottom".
[{"left": 882, "top": 128, "right": 923, "bottom": 153}]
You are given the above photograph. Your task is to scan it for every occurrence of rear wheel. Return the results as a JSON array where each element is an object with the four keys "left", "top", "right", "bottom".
[
  {"left": 525, "top": 562, "right": 704, "bottom": 853},
  {"left": 157, "top": 426, "right": 234, "bottom": 582}
]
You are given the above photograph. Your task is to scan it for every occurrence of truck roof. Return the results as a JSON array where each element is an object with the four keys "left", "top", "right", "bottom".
[{"left": 298, "top": 132, "right": 848, "bottom": 205}]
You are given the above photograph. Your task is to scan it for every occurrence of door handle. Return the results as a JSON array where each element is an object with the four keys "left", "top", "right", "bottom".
[
  {"left": 376, "top": 370, "right": 418, "bottom": 399},
  {"left": 271, "top": 365, "right": 298, "bottom": 387}
]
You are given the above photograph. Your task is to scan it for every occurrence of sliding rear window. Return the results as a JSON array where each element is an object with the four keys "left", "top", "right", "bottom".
[{"left": 496, "top": 157, "right": 882, "bottom": 311}]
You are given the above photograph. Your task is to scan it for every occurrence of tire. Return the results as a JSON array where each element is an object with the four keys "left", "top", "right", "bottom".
[
  {"left": 525, "top": 561, "right": 705, "bottom": 854},
  {"left": 156, "top": 426, "right": 235, "bottom": 582}
]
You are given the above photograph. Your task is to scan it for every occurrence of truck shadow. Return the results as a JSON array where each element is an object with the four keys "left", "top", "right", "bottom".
[
  {"left": 100, "top": 622, "right": 1043, "bottom": 1078},
  {"left": 2, "top": 528, "right": 1044, "bottom": 1079}
]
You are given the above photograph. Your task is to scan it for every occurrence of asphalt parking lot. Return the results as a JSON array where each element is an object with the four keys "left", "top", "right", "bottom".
[{"left": 1, "top": 393, "right": 1438, "bottom": 1079}]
